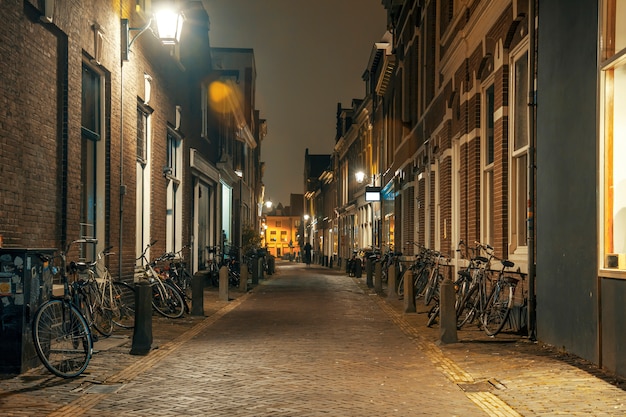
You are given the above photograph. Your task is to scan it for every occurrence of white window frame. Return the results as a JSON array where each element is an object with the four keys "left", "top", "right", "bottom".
[
  {"left": 166, "top": 127, "right": 183, "bottom": 253},
  {"left": 508, "top": 41, "right": 530, "bottom": 258},
  {"left": 481, "top": 80, "right": 496, "bottom": 247},
  {"left": 136, "top": 103, "right": 152, "bottom": 265}
]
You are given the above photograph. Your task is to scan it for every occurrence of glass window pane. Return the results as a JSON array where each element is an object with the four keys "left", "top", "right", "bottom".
[
  {"left": 615, "top": 0, "right": 626, "bottom": 52},
  {"left": 82, "top": 67, "right": 100, "bottom": 135},
  {"left": 486, "top": 84, "right": 495, "bottom": 165},
  {"left": 610, "top": 65, "right": 626, "bottom": 255},
  {"left": 516, "top": 154, "right": 528, "bottom": 247},
  {"left": 514, "top": 52, "right": 529, "bottom": 151}
]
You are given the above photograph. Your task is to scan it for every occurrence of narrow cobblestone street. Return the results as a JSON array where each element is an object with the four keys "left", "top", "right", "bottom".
[
  {"left": 1, "top": 262, "right": 626, "bottom": 416},
  {"left": 75, "top": 263, "right": 484, "bottom": 417}
]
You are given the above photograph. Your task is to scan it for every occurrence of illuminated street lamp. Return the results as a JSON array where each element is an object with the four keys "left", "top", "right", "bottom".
[
  {"left": 154, "top": 6, "right": 185, "bottom": 45},
  {"left": 121, "top": 3, "right": 184, "bottom": 61},
  {"left": 303, "top": 214, "right": 310, "bottom": 241},
  {"left": 355, "top": 171, "right": 366, "bottom": 184}
]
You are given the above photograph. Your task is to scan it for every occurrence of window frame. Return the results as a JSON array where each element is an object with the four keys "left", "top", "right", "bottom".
[
  {"left": 166, "top": 127, "right": 183, "bottom": 253},
  {"left": 80, "top": 62, "right": 106, "bottom": 261},
  {"left": 508, "top": 42, "right": 530, "bottom": 257},
  {"left": 481, "top": 81, "right": 496, "bottom": 247},
  {"left": 599, "top": 0, "right": 626, "bottom": 277}
]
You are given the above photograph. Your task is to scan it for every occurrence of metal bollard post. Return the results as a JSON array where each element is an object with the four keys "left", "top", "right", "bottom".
[
  {"left": 130, "top": 280, "right": 153, "bottom": 355},
  {"left": 191, "top": 273, "right": 204, "bottom": 316},
  {"left": 354, "top": 259, "right": 362, "bottom": 278},
  {"left": 366, "top": 258, "right": 374, "bottom": 288},
  {"left": 403, "top": 270, "right": 416, "bottom": 313},
  {"left": 439, "top": 278, "right": 458, "bottom": 344},
  {"left": 240, "top": 264, "right": 248, "bottom": 292},
  {"left": 219, "top": 265, "right": 229, "bottom": 301},
  {"left": 251, "top": 258, "right": 259, "bottom": 285},
  {"left": 387, "top": 262, "right": 398, "bottom": 299},
  {"left": 258, "top": 257, "right": 265, "bottom": 281},
  {"left": 374, "top": 261, "right": 382, "bottom": 292}
]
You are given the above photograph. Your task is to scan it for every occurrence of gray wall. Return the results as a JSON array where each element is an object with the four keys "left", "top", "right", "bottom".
[{"left": 536, "top": 0, "right": 599, "bottom": 363}]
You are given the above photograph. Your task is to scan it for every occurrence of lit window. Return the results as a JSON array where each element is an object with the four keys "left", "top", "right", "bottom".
[{"left": 600, "top": 0, "right": 626, "bottom": 271}]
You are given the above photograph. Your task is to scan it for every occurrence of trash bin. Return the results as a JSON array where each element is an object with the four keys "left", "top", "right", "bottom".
[{"left": 0, "top": 248, "right": 55, "bottom": 374}]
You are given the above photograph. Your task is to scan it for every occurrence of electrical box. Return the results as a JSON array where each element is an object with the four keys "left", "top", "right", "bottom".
[{"left": 0, "top": 249, "right": 55, "bottom": 373}]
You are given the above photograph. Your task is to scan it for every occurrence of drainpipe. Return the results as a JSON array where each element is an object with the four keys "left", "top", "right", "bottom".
[
  {"left": 527, "top": 0, "right": 538, "bottom": 341},
  {"left": 119, "top": 20, "right": 125, "bottom": 283}
]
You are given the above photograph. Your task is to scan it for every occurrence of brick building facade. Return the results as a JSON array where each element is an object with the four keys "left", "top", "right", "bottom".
[{"left": 0, "top": 0, "right": 265, "bottom": 281}]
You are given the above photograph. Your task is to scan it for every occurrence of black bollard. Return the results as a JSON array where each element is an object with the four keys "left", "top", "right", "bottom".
[
  {"left": 355, "top": 259, "right": 362, "bottom": 278},
  {"left": 191, "top": 273, "right": 205, "bottom": 316},
  {"left": 251, "top": 258, "right": 259, "bottom": 285},
  {"left": 240, "top": 264, "right": 249, "bottom": 292},
  {"left": 387, "top": 262, "right": 398, "bottom": 299},
  {"left": 366, "top": 258, "right": 374, "bottom": 288},
  {"left": 130, "top": 280, "right": 153, "bottom": 355},
  {"left": 374, "top": 261, "right": 382, "bottom": 292}
]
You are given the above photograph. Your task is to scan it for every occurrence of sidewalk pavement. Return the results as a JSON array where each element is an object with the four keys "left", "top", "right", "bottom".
[{"left": 0, "top": 260, "right": 625, "bottom": 416}]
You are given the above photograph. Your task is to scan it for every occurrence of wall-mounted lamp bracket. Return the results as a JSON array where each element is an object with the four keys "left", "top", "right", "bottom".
[{"left": 121, "top": 18, "right": 153, "bottom": 62}]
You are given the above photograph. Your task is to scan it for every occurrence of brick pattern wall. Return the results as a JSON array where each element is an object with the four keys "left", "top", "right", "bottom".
[
  {"left": 383, "top": 0, "right": 527, "bottom": 271},
  {"left": 1, "top": 0, "right": 209, "bottom": 282}
]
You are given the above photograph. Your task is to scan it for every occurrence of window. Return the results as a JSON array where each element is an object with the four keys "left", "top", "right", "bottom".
[
  {"left": 482, "top": 83, "right": 495, "bottom": 246},
  {"left": 137, "top": 107, "right": 148, "bottom": 164},
  {"left": 275, "top": 221, "right": 282, "bottom": 228},
  {"left": 166, "top": 128, "right": 183, "bottom": 252},
  {"left": 136, "top": 103, "right": 153, "bottom": 263},
  {"left": 81, "top": 64, "right": 105, "bottom": 260},
  {"left": 601, "top": 0, "right": 626, "bottom": 271},
  {"left": 510, "top": 49, "right": 529, "bottom": 253}
]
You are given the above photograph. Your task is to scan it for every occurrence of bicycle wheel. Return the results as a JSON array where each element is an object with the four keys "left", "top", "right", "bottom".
[
  {"left": 152, "top": 280, "right": 185, "bottom": 318},
  {"left": 228, "top": 270, "right": 240, "bottom": 287},
  {"left": 72, "top": 284, "right": 99, "bottom": 342},
  {"left": 397, "top": 270, "right": 405, "bottom": 297},
  {"left": 89, "top": 281, "right": 113, "bottom": 337},
  {"left": 180, "top": 269, "right": 193, "bottom": 300},
  {"left": 456, "top": 284, "right": 478, "bottom": 329},
  {"left": 32, "top": 299, "right": 92, "bottom": 378},
  {"left": 413, "top": 267, "right": 430, "bottom": 300},
  {"left": 481, "top": 280, "right": 515, "bottom": 336},
  {"left": 426, "top": 303, "right": 439, "bottom": 327},
  {"left": 112, "top": 281, "right": 135, "bottom": 328},
  {"left": 424, "top": 272, "right": 442, "bottom": 306}
]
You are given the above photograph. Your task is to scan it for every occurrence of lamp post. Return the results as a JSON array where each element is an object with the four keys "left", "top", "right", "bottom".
[
  {"left": 118, "top": 4, "right": 184, "bottom": 281},
  {"left": 235, "top": 169, "right": 243, "bottom": 268},
  {"left": 355, "top": 171, "right": 380, "bottom": 249}
]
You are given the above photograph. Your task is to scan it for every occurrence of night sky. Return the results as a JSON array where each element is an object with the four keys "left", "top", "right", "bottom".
[{"left": 204, "top": 0, "right": 388, "bottom": 207}]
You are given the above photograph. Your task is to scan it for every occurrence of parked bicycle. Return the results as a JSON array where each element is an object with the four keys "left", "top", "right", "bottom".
[
  {"left": 454, "top": 241, "right": 519, "bottom": 336},
  {"left": 88, "top": 246, "right": 135, "bottom": 329},
  {"left": 206, "top": 245, "right": 221, "bottom": 287},
  {"left": 397, "top": 244, "right": 434, "bottom": 301},
  {"left": 167, "top": 245, "right": 193, "bottom": 305},
  {"left": 32, "top": 239, "right": 96, "bottom": 378},
  {"left": 136, "top": 241, "right": 185, "bottom": 319}
]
